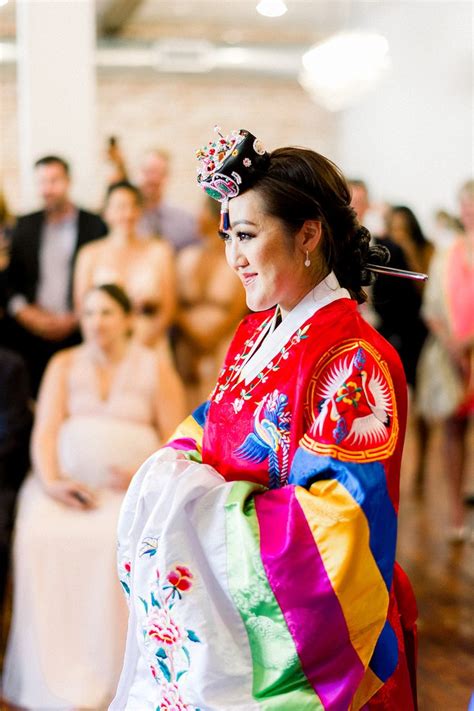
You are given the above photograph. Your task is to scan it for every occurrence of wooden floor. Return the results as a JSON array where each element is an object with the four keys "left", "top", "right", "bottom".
[{"left": 397, "top": 419, "right": 474, "bottom": 711}]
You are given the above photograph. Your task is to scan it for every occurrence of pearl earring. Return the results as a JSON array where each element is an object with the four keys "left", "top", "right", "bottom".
[{"left": 304, "top": 250, "right": 311, "bottom": 267}]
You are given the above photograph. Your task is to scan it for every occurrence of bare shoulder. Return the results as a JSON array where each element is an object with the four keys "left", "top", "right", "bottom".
[
  {"left": 77, "top": 237, "right": 107, "bottom": 260},
  {"left": 48, "top": 346, "right": 77, "bottom": 372}
]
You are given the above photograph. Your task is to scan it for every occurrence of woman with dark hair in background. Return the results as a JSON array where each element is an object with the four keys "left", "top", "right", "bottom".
[
  {"left": 3, "top": 284, "right": 185, "bottom": 710},
  {"left": 388, "top": 205, "right": 434, "bottom": 282},
  {"left": 386, "top": 205, "right": 434, "bottom": 489},
  {"left": 111, "top": 129, "right": 417, "bottom": 711}
]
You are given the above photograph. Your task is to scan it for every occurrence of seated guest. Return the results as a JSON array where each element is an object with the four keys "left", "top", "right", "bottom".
[
  {"left": 2, "top": 284, "right": 185, "bottom": 710},
  {"left": 174, "top": 196, "right": 247, "bottom": 408},
  {"left": 4, "top": 156, "right": 107, "bottom": 396},
  {"left": 0, "top": 348, "right": 31, "bottom": 610},
  {"left": 74, "top": 181, "right": 177, "bottom": 362}
]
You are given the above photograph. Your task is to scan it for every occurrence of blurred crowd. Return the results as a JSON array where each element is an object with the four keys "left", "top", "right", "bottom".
[{"left": 0, "top": 142, "right": 472, "bottom": 709}]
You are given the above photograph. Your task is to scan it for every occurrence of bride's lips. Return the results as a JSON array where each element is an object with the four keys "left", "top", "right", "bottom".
[{"left": 241, "top": 272, "right": 258, "bottom": 287}]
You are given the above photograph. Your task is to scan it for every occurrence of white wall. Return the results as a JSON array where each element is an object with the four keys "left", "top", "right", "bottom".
[{"left": 336, "top": 0, "right": 473, "bottom": 233}]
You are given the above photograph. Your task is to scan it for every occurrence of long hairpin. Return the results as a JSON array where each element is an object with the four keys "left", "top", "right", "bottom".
[{"left": 366, "top": 264, "right": 428, "bottom": 281}]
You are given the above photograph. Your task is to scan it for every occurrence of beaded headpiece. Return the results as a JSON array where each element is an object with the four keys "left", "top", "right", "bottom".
[{"left": 196, "top": 126, "right": 270, "bottom": 230}]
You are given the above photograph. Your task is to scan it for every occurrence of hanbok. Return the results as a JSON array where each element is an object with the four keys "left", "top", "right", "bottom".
[{"left": 111, "top": 274, "right": 417, "bottom": 711}]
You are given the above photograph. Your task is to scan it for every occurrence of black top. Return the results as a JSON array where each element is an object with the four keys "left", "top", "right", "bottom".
[
  {"left": 6, "top": 208, "right": 107, "bottom": 309},
  {"left": 372, "top": 236, "right": 427, "bottom": 387}
]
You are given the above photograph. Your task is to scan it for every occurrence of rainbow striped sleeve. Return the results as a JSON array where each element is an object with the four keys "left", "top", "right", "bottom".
[
  {"left": 166, "top": 401, "right": 210, "bottom": 463},
  {"left": 224, "top": 447, "right": 398, "bottom": 710}
]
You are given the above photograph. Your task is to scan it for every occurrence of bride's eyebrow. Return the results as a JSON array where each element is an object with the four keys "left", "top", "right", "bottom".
[{"left": 230, "top": 220, "right": 258, "bottom": 229}]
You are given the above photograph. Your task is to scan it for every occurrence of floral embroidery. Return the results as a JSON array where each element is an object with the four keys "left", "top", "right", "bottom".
[
  {"left": 119, "top": 559, "right": 132, "bottom": 598},
  {"left": 157, "top": 682, "right": 200, "bottom": 711},
  {"left": 137, "top": 560, "right": 202, "bottom": 710},
  {"left": 209, "top": 317, "right": 273, "bottom": 403},
  {"left": 166, "top": 565, "right": 193, "bottom": 593},
  {"left": 234, "top": 389, "right": 292, "bottom": 488},
  {"left": 214, "top": 321, "right": 311, "bottom": 410}
]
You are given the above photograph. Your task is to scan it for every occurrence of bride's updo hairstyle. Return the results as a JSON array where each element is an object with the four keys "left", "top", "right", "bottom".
[
  {"left": 196, "top": 128, "right": 388, "bottom": 303},
  {"left": 252, "top": 147, "right": 388, "bottom": 304}
]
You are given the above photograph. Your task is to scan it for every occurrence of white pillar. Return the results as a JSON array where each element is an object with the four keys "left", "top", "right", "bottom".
[{"left": 16, "top": 0, "right": 98, "bottom": 211}]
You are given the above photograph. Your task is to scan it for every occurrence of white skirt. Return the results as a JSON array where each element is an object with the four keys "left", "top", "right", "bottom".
[{"left": 2, "top": 416, "right": 160, "bottom": 710}]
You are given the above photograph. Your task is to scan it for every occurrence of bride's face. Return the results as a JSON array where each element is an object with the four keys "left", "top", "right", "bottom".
[{"left": 81, "top": 289, "right": 130, "bottom": 349}]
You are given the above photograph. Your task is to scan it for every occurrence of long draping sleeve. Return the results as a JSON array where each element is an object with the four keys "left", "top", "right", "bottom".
[
  {"left": 113, "top": 344, "right": 409, "bottom": 710},
  {"left": 165, "top": 401, "right": 210, "bottom": 463},
  {"left": 227, "top": 339, "right": 405, "bottom": 710}
]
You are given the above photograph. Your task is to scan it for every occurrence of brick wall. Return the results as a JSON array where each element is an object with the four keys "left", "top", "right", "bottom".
[{"left": 0, "top": 67, "right": 335, "bottom": 216}]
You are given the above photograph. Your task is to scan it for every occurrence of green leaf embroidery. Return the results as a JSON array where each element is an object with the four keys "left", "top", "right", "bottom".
[
  {"left": 157, "top": 658, "right": 171, "bottom": 682},
  {"left": 187, "top": 629, "right": 201, "bottom": 643},
  {"left": 139, "top": 596, "right": 148, "bottom": 614}
]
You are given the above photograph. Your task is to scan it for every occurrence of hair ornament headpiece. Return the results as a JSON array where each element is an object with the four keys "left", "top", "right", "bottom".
[{"left": 196, "top": 126, "right": 270, "bottom": 231}]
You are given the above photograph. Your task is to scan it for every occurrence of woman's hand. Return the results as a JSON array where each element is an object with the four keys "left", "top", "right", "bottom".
[
  {"left": 107, "top": 465, "right": 134, "bottom": 491},
  {"left": 43, "top": 478, "right": 98, "bottom": 509}
]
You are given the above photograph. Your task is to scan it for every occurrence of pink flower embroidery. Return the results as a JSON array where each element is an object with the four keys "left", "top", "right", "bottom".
[
  {"left": 167, "top": 565, "right": 193, "bottom": 592},
  {"left": 147, "top": 608, "right": 184, "bottom": 648},
  {"left": 159, "top": 682, "right": 190, "bottom": 711}
]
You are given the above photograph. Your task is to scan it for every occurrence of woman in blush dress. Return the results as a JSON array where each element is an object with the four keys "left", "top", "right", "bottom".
[
  {"left": 2, "top": 283, "right": 185, "bottom": 711},
  {"left": 74, "top": 181, "right": 177, "bottom": 362}
]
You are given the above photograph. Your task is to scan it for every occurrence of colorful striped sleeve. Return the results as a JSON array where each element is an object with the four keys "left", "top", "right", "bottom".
[
  {"left": 166, "top": 401, "right": 210, "bottom": 463},
  {"left": 225, "top": 341, "right": 402, "bottom": 709}
]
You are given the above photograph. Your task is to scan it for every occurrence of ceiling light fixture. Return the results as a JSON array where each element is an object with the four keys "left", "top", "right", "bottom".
[
  {"left": 300, "top": 31, "right": 391, "bottom": 111},
  {"left": 256, "top": 0, "right": 288, "bottom": 19}
]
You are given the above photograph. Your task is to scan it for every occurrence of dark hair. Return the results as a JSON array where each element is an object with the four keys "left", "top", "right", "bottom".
[
  {"left": 106, "top": 180, "right": 143, "bottom": 206},
  {"left": 34, "top": 155, "right": 70, "bottom": 175},
  {"left": 390, "top": 205, "right": 429, "bottom": 247},
  {"left": 252, "top": 147, "right": 388, "bottom": 303},
  {"left": 88, "top": 283, "right": 132, "bottom": 314}
]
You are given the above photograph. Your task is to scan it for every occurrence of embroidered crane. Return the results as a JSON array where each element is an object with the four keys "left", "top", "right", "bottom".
[
  {"left": 312, "top": 347, "right": 392, "bottom": 446},
  {"left": 234, "top": 390, "right": 291, "bottom": 489}
]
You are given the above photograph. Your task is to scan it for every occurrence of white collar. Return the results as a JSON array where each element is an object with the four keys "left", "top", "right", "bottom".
[{"left": 239, "top": 272, "right": 350, "bottom": 385}]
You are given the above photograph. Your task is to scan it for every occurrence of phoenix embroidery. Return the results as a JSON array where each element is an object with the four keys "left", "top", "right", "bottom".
[{"left": 234, "top": 390, "right": 291, "bottom": 489}]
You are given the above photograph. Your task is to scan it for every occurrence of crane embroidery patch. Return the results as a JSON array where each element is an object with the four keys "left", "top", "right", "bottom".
[{"left": 302, "top": 340, "right": 398, "bottom": 462}]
